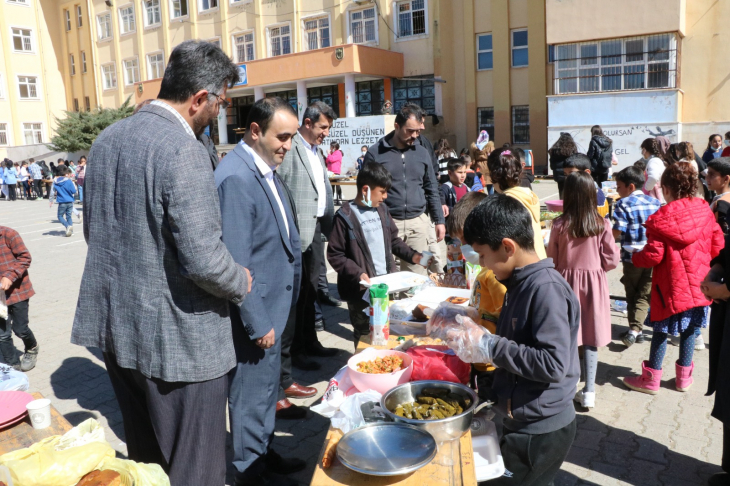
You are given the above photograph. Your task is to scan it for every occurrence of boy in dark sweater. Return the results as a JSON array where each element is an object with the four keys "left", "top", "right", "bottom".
[
  {"left": 431, "top": 194, "right": 580, "bottom": 485},
  {"left": 327, "top": 163, "right": 428, "bottom": 347}
]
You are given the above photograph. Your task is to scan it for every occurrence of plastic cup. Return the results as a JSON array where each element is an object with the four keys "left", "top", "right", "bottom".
[
  {"left": 419, "top": 251, "right": 434, "bottom": 268},
  {"left": 26, "top": 398, "right": 52, "bottom": 430}
]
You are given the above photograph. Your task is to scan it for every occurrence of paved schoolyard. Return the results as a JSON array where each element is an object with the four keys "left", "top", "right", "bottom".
[{"left": 0, "top": 179, "right": 723, "bottom": 485}]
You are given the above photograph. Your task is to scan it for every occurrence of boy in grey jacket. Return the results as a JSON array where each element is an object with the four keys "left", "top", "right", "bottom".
[{"left": 431, "top": 194, "right": 579, "bottom": 486}]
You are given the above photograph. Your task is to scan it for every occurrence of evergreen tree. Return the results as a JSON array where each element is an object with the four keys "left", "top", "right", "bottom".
[{"left": 50, "top": 96, "right": 134, "bottom": 152}]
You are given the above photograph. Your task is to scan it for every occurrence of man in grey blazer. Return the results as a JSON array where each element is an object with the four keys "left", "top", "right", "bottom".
[
  {"left": 276, "top": 101, "right": 338, "bottom": 417},
  {"left": 71, "top": 41, "right": 250, "bottom": 486},
  {"left": 217, "top": 98, "right": 303, "bottom": 486}
]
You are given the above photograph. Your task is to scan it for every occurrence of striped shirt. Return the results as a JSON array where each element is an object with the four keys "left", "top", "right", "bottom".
[
  {"left": 613, "top": 190, "right": 662, "bottom": 263},
  {"left": 151, "top": 100, "right": 196, "bottom": 139}
]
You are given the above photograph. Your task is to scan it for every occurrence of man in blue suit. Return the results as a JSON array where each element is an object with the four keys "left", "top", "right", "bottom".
[{"left": 216, "top": 97, "right": 303, "bottom": 486}]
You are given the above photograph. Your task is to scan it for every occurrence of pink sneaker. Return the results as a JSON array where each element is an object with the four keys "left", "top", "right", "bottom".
[
  {"left": 623, "top": 361, "right": 662, "bottom": 395},
  {"left": 675, "top": 361, "right": 694, "bottom": 392}
]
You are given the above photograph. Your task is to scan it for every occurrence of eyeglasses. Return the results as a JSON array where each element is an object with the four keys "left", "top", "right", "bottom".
[{"left": 209, "top": 92, "right": 230, "bottom": 110}]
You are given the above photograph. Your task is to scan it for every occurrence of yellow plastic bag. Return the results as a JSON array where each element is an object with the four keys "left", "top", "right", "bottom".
[
  {"left": 97, "top": 457, "right": 171, "bottom": 486},
  {"left": 0, "top": 422, "right": 115, "bottom": 485}
]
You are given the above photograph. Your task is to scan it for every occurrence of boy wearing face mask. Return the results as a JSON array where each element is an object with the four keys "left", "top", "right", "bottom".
[
  {"left": 356, "top": 145, "right": 368, "bottom": 172},
  {"left": 327, "top": 162, "right": 428, "bottom": 347}
]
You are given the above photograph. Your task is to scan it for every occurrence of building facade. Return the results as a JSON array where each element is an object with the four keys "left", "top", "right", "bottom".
[{"left": 546, "top": 0, "right": 730, "bottom": 172}]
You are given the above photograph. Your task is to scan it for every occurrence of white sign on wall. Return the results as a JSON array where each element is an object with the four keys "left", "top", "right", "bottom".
[
  {"left": 325, "top": 115, "right": 396, "bottom": 174},
  {"left": 547, "top": 123, "right": 680, "bottom": 175}
]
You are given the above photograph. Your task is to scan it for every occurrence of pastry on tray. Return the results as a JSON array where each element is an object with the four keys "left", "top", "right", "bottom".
[{"left": 75, "top": 470, "right": 122, "bottom": 486}]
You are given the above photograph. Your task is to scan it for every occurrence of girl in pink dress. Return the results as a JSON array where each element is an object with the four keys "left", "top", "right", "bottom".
[
  {"left": 326, "top": 142, "right": 343, "bottom": 204},
  {"left": 548, "top": 171, "right": 619, "bottom": 409}
]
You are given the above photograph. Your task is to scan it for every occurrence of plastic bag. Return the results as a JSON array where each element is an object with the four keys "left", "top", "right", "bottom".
[
  {"left": 0, "top": 292, "right": 7, "bottom": 320},
  {"left": 311, "top": 365, "right": 357, "bottom": 418},
  {"left": 406, "top": 345, "right": 471, "bottom": 384},
  {"left": 97, "top": 457, "right": 170, "bottom": 486},
  {"left": 0, "top": 419, "right": 115, "bottom": 486},
  {"left": 330, "top": 390, "right": 382, "bottom": 434},
  {"left": 0, "top": 364, "right": 29, "bottom": 391}
]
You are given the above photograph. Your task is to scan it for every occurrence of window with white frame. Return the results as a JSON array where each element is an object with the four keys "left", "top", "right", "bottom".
[
  {"left": 144, "top": 0, "right": 161, "bottom": 26},
  {"left": 512, "top": 29, "right": 528, "bottom": 67},
  {"left": 77, "top": 5, "right": 83, "bottom": 27},
  {"left": 351, "top": 7, "right": 376, "bottom": 44},
  {"left": 84, "top": 96, "right": 90, "bottom": 111},
  {"left": 397, "top": 0, "right": 426, "bottom": 38},
  {"left": 11, "top": 28, "right": 32, "bottom": 52},
  {"left": 97, "top": 13, "right": 112, "bottom": 39},
  {"left": 234, "top": 32, "right": 254, "bottom": 62},
  {"left": 18, "top": 76, "right": 38, "bottom": 99},
  {"left": 268, "top": 24, "right": 291, "bottom": 57},
  {"left": 477, "top": 107, "right": 494, "bottom": 142},
  {"left": 512, "top": 106, "right": 529, "bottom": 144},
  {"left": 119, "top": 5, "right": 136, "bottom": 34},
  {"left": 147, "top": 52, "right": 164, "bottom": 79},
  {"left": 69, "top": 54, "right": 76, "bottom": 75},
  {"left": 304, "top": 16, "right": 329, "bottom": 51},
  {"left": 199, "top": 0, "right": 217, "bottom": 12},
  {"left": 0, "top": 124, "right": 7, "bottom": 146},
  {"left": 553, "top": 33, "right": 678, "bottom": 95},
  {"left": 123, "top": 58, "right": 140, "bottom": 85},
  {"left": 23, "top": 123, "right": 43, "bottom": 145},
  {"left": 81, "top": 51, "right": 87, "bottom": 73},
  {"left": 170, "top": 0, "right": 187, "bottom": 18},
  {"left": 73, "top": 98, "right": 79, "bottom": 112},
  {"left": 102, "top": 63, "right": 117, "bottom": 89},
  {"left": 65, "top": 10, "right": 71, "bottom": 31},
  {"left": 477, "top": 33, "right": 492, "bottom": 70}
]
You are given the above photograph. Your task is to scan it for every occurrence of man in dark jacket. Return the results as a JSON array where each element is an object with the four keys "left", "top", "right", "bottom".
[
  {"left": 199, "top": 132, "right": 219, "bottom": 170},
  {"left": 327, "top": 162, "right": 425, "bottom": 346},
  {"left": 363, "top": 104, "right": 444, "bottom": 276},
  {"left": 432, "top": 194, "right": 579, "bottom": 486}
]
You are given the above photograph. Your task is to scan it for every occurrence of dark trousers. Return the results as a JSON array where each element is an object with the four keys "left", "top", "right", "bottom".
[
  {"left": 229, "top": 327, "right": 281, "bottom": 480},
  {"left": 22, "top": 181, "right": 31, "bottom": 199},
  {"left": 315, "top": 257, "right": 329, "bottom": 322},
  {"left": 103, "top": 353, "right": 228, "bottom": 486},
  {"left": 7, "top": 185, "right": 16, "bottom": 201},
  {"left": 0, "top": 299, "right": 36, "bottom": 366},
  {"left": 490, "top": 418, "right": 576, "bottom": 486},
  {"left": 593, "top": 172, "right": 609, "bottom": 185},
  {"left": 291, "top": 222, "right": 324, "bottom": 357},
  {"left": 347, "top": 299, "right": 370, "bottom": 348},
  {"left": 279, "top": 306, "right": 297, "bottom": 398},
  {"left": 621, "top": 262, "right": 653, "bottom": 333},
  {"left": 33, "top": 180, "right": 43, "bottom": 198},
  {"left": 557, "top": 180, "right": 565, "bottom": 200}
]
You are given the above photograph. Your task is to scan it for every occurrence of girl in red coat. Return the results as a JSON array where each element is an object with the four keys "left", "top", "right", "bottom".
[{"left": 624, "top": 162, "right": 724, "bottom": 394}]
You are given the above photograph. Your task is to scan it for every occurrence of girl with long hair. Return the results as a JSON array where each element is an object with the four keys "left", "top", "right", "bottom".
[
  {"left": 548, "top": 171, "right": 619, "bottom": 408},
  {"left": 549, "top": 132, "right": 578, "bottom": 199},
  {"left": 624, "top": 163, "right": 724, "bottom": 395}
]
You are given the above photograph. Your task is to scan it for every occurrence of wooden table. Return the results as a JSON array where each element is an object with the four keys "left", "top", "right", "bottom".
[
  {"left": 310, "top": 335, "right": 478, "bottom": 486},
  {"left": 329, "top": 179, "right": 357, "bottom": 187},
  {"left": 0, "top": 392, "right": 72, "bottom": 456}
]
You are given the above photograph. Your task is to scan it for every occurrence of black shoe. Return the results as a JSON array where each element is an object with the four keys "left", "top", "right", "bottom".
[
  {"left": 307, "top": 342, "right": 338, "bottom": 357},
  {"left": 314, "top": 319, "right": 325, "bottom": 332},
  {"left": 292, "top": 354, "right": 321, "bottom": 371},
  {"left": 318, "top": 291, "right": 341, "bottom": 307},
  {"left": 235, "top": 470, "right": 299, "bottom": 486},
  {"left": 620, "top": 331, "right": 636, "bottom": 347},
  {"left": 635, "top": 332, "right": 645, "bottom": 344},
  {"left": 266, "top": 449, "right": 307, "bottom": 475}
]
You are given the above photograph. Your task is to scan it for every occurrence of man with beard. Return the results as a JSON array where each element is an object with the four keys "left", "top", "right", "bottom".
[{"left": 71, "top": 40, "right": 251, "bottom": 486}]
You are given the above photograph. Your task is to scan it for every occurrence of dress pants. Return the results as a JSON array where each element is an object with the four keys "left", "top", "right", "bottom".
[
  {"left": 229, "top": 325, "right": 281, "bottom": 481},
  {"left": 103, "top": 353, "right": 228, "bottom": 486}
]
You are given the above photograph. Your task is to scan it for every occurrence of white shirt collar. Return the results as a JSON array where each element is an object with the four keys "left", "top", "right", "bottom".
[
  {"left": 630, "top": 190, "right": 644, "bottom": 197},
  {"left": 298, "top": 132, "right": 319, "bottom": 156},
  {"left": 151, "top": 100, "right": 196, "bottom": 139},
  {"left": 240, "top": 142, "right": 277, "bottom": 176}
]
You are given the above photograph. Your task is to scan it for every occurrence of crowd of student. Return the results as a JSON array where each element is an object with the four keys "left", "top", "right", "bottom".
[
  {"left": 327, "top": 121, "right": 730, "bottom": 484},
  {"left": 0, "top": 156, "right": 86, "bottom": 203}
]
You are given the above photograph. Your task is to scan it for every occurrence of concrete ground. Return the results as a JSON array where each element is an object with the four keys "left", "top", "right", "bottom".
[{"left": 1, "top": 178, "right": 722, "bottom": 485}]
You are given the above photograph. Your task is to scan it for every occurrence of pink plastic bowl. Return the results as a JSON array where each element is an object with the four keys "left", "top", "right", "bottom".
[
  {"left": 347, "top": 349, "right": 413, "bottom": 395},
  {"left": 545, "top": 200, "right": 564, "bottom": 212}
]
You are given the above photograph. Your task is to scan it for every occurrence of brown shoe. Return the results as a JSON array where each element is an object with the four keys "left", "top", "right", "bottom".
[
  {"left": 275, "top": 399, "right": 307, "bottom": 420},
  {"left": 284, "top": 382, "right": 318, "bottom": 399}
]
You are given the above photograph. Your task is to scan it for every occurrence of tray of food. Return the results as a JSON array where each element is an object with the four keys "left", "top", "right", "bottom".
[{"left": 360, "top": 272, "right": 430, "bottom": 293}]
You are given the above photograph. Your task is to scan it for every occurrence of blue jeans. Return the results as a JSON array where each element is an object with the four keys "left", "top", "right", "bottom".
[
  {"left": 57, "top": 202, "right": 73, "bottom": 228},
  {"left": 78, "top": 185, "right": 83, "bottom": 202}
]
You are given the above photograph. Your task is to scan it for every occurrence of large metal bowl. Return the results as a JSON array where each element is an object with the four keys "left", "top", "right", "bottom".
[{"left": 381, "top": 380, "right": 479, "bottom": 443}]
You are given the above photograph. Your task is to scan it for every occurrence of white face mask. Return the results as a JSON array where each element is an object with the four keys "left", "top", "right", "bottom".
[
  {"left": 362, "top": 187, "right": 372, "bottom": 208},
  {"left": 461, "top": 244, "right": 481, "bottom": 265},
  {"left": 362, "top": 150, "right": 367, "bottom": 155},
  {"left": 725, "top": 140, "right": 730, "bottom": 147}
]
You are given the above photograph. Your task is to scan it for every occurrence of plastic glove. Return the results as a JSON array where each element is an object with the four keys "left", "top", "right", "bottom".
[
  {"left": 443, "top": 315, "right": 496, "bottom": 364},
  {"left": 427, "top": 302, "right": 474, "bottom": 336}
]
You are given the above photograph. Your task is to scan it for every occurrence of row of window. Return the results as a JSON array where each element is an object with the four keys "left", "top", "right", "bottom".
[
  {"left": 71, "top": 97, "right": 92, "bottom": 112},
  {"left": 64, "top": 5, "right": 84, "bottom": 30},
  {"left": 476, "top": 30, "right": 528, "bottom": 71},
  {"left": 477, "top": 106, "right": 530, "bottom": 145},
  {"left": 99, "top": 52, "right": 165, "bottom": 89},
  {"left": 0, "top": 123, "right": 45, "bottom": 147}
]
